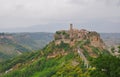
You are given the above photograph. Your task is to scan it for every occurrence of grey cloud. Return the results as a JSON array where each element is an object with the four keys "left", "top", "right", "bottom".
[
  {"left": 68, "top": 0, "right": 89, "bottom": 5},
  {"left": 0, "top": 0, "right": 119, "bottom": 32},
  {"left": 95, "top": 0, "right": 120, "bottom": 6}
]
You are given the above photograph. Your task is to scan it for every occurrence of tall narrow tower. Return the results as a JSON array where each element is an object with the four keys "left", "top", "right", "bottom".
[
  {"left": 70, "top": 24, "right": 73, "bottom": 39},
  {"left": 70, "top": 24, "right": 73, "bottom": 31}
]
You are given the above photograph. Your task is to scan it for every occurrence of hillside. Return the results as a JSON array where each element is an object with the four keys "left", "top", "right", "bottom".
[
  {"left": 0, "top": 32, "right": 53, "bottom": 62},
  {"left": 100, "top": 33, "right": 120, "bottom": 47},
  {"left": 12, "top": 32, "right": 53, "bottom": 50},
  {"left": 0, "top": 25, "right": 113, "bottom": 77}
]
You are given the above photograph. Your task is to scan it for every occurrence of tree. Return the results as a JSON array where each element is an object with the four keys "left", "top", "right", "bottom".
[
  {"left": 111, "top": 47, "right": 115, "bottom": 53},
  {"left": 90, "top": 55, "right": 120, "bottom": 77},
  {"left": 118, "top": 46, "right": 120, "bottom": 53}
]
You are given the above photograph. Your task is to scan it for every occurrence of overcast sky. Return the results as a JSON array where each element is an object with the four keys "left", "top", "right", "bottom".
[{"left": 0, "top": 0, "right": 120, "bottom": 33}]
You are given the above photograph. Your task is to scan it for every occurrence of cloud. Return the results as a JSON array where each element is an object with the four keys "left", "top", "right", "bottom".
[
  {"left": 0, "top": 0, "right": 119, "bottom": 32},
  {"left": 95, "top": 0, "right": 120, "bottom": 6}
]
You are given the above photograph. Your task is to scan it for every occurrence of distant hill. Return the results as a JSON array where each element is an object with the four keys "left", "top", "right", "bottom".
[
  {"left": 12, "top": 32, "right": 54, "bottom": 50},
  {"left": 100, "top": 33, "right": 120, "bottom": 47},
  {"left": 0, "top": 32, "right": 53, "bottom": 62}
]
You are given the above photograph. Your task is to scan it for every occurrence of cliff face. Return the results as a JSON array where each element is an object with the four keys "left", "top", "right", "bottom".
[{"left": 54, "top": 27, "right": 105, "bottom": 49}]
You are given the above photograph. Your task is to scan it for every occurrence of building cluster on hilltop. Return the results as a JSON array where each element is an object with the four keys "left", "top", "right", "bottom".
[{"left": 54, "top": 24, "right": 105, "bottom": 49}]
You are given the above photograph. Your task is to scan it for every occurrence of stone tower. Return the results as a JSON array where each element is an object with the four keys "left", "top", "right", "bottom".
[
  {"left": 70, "top": 24, "right": 73, "bottom": 31},
  {"left": 70, "top": 24, "right": 73, "bottom": 39}
]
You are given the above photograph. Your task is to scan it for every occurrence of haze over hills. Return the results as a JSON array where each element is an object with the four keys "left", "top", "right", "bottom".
[
  {"left": 0, "top": 32, "right": 53, "bottom": 62},
  {"left": 100, "top": 33, "right": 120, "bottom": 47}
]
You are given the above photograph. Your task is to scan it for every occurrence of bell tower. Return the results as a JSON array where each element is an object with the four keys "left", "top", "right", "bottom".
[
  {"left": 70, "top": 24, "right": 73, "bottom": 39},
  {"left": 70, "top": 24, "right": 73, "bottom": 31}
]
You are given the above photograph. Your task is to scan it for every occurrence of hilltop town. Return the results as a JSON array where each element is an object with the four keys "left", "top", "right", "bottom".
[{"left": 54, "top": 24, "right": 105, "bottom": 49}]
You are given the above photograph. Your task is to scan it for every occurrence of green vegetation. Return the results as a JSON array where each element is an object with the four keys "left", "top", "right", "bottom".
[
  {"left": 76, "top": 39, "right": 90, "bottom": 47},
  {"left": 42, "top": 41, "right": 72, "bottom": 56},
  {"left": 0, "top": 32, "right": 53, "bottom": 62},
  {"left": 0, "top": 52, "right": 39, "bottom": 73},
  {"left": 0, "top": 52, "right": 12, "bottom": 62},
  {"left": 91, "top": 46, "right": 100, "bottom": 55},
  {"left": 56, "top": 41, "right": 71, "bottom": 51},
  {"left": 0, "top": 46, "right": 117, "bottom": 77},
  {"left": 0, "top": 32, "right": 117, "bottom": 77},
  {"left": 55, "top": 31, "right": 70, "bottom": 40},
  {"left": 111, "top": 47, "right": 115, "bottom": 53},
  {"left": 90, "top": 55, "right": 120, "bottom": 77},
  {"left": 56, "top": 31, "right": 61, "bottom": 35},
  {"left": 118, "top": 46, "right": 120, "bottom": 53},
  {"left": 0, "top": 38, "right": 30, "bottom": 62},
  {"left": 13, "top": 32, "right": 53, "bottom": 50},
  {"left": 0, "top": 41, "right": 90, "bottom": 77}
]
